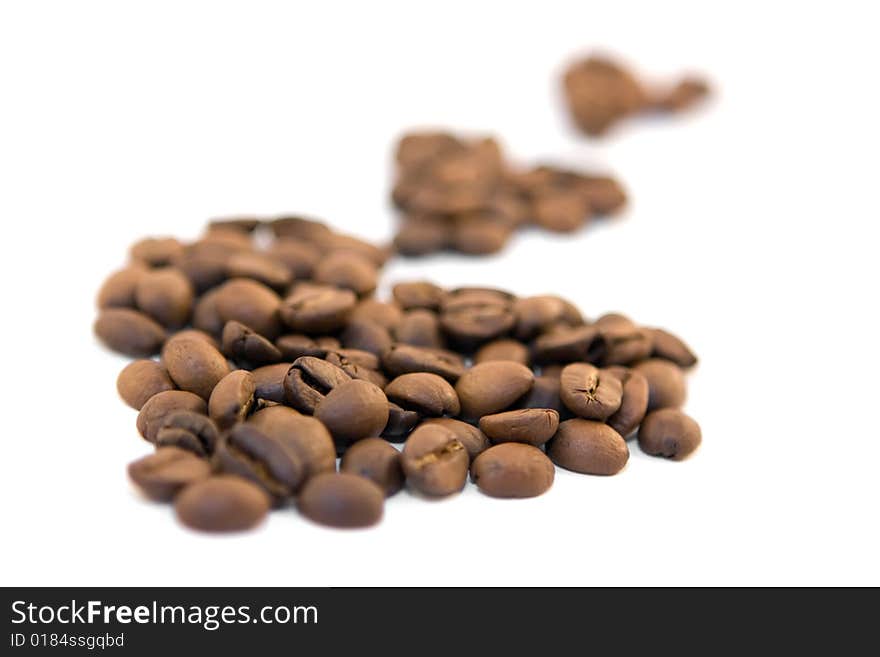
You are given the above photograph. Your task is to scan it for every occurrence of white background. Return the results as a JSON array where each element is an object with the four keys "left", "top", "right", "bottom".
[{"left": 1, "top": 1, "right": 878, "bottom": 586}]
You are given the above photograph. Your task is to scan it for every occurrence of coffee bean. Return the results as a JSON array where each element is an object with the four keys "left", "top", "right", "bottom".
[
  {"left": 200, "top": 227, "right": 254, "bottom": 251},
  {"left": 649, "top": 327, "right": 698, "bottom": 368},
  {"left": 440, "top": 289, "right": 515, "bottom": 348},
  {"left": 474, "top": 339, "right": 530, "bottom": 365},
  {"left": 325, "top": 350, "right": 387, "bottom": 388},
  {"left": 283, "top": 356, "right": 351, "bottom": 413},
  {"left": 531, "top": 324, "right": 605, "bottom": 365},
  {"left": 270, "top": 216, "right": 333, "bottom": 242},
  {"left": 313, "top": 252, "right": 378, "bottom": 296},
  {"left": 455, "top": 361, "right": 534, "bottom": 420},
  {"left": 392, "top": 281, "right": 446, "bottom": 310},
  {"left": 161, "top": 333, "right": 231, "bottom": 400},
  {"left": 512, "top": 295, "right": 567, "bottom": 340},
  {"left": 266, "top": 238, "right": 320, "bottom": 279},
  {"left": 172, "top": 243, "right": 230, "bottom": 294},
  {"left": 559, "top": 362, "right": 623, "bottom": 420},
  {"left": 395, "top": 309, "right": 444, "bottom": 349},
  {"left": 396, "top": 132, "right": 465, "bottom": 171},
  {"left": 214, "top": 423, "right": 304, "bottom": 501},
  {"left": 479, "top": 408, "right": 559, "bottom": 446},
  {"left": 548, "top": 419, "right": 629, "bottom": 475},
  {"left": 116, "top": 359, "right": 175, "bottom": 410},
  {"left": 208, "top": 216, "right": 262, "bottom": 233},
  {"left": 340, "top": 438, "right": 404, "bottom": 496},
  {"left": 214, "top": 278, "right": 282, "bottom": 339},
  {"left": 420, "top": 418, "right": 490, "bottom": 461},
  {"left": 313, "top": 232, "right": 389, "bottom": 267},
  {"left": 382, "top": 402, "right": 421, "bottom": 442},
  {"left": 450, "top": 214, "right": 512, "bottom": 254},
  {"left": 280, "top": 284, "right": 356, "bottom": 334},
  {"left": 134, "top": 267, "right": 194, "bottom": 328},
  {"left": 471, "top": 443, "right": 554, "bottom": 498},
  {"left": 250, "top": 363, "right": 291, "bottom": 404},
  {"left": 128, "top": 447, "right": 212, "bottom": 502},
  {"left": 385, "top": 373, "right": 460, "bottom": 417},
  {"left": 350, "top": 299, "right": 404, "bottom": 331},
  {"left": 339, "top": 319, "right": 393, "bottom": 357},
  {"left": 137, "top": 390, "right": 207, "bottom": 443},
  {"left": 175, "top": 475, "right": 270, "bottom": 532},
  {"left": 653, "top": 77, "right": 710, "bottom": 112},
  {"left": 579, "top": 176, "right": 627, "bottom": 215},
  {"left": 130, "top": 237, "right": 185, "bottom": 267},
  {"left": 221, "top": 320, "right": 282, "bottom": 367},
  {"left": 208, "top": 370, "right": 256, "bottom": 430},
  {"left": 604, "top": 366, "right": 649, "bottom": 438},
  {"left": 226, "top": 251, "right": 292, "bottom": 291},
  {"left": 518, "top": 375, "right": 564, "bottom": 414},
  {"left": 190, "top": 288, "right": 224, "bottom": 336},
  {"left": 275, "top": 334, "right": 332, "bottom": 361},
  {"left": 248, "top": 405, "right": 336, "bottom": 480},
  {"left": 401, "top": 424, "right": 468, "bottom": 497},
  {"left": 155, "top": 410, "right": 219, "bottom": 456},
  {"left": 94, "top": 308, "right": 166, "bottom": 357},
  {"left": 97, "top": 265, "right": 147, "bottom": 309},
  {"left": 381, "top": 344, "right": 465, "bottom": 382},
  {"left": 638, "top": 409, "right": 701, "bottom": 460},
  {"left": 563, "top": 55, "right": 647, "bottom": 136},
  {"left": 297, "top": 473, "right": 384, "bottom": 528},
  {"left": 393, "top": 215, "right": 451, "bottom": 255},
  {"left": 314, "top": 379, "right": 389, "bottom": 447},
  {"left": 633, "top": 358, "right": 687, "bottom": 411},
  {"left": 532, "top": 190, "right": 591, "bottom": 232},
  {"left": 594, "top": 313, "right": 653, "bottom": 365}
]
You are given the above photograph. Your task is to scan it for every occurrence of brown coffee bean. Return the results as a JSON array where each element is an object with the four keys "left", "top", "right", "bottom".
[
  {"left": 350, "top": 299, "right": 403, "bottom": 331},
  {"left": 267, "top": 238, "right": 320, "bottom": 279},
  {"left": 200, "top": 227, "right": 254, "bottom": 251},
  {"left": 381, "top": 344, "right": 465, "bottom": 382},
  {"left": 97, "top": 265, "right": 147, "bottom": 309},
  {"left": 208, "top": 216, "right": 262, "bottom": 233},
  {"left": 455, "top": 361, "right": 534, "bottom": 420},
  {"left": 471, "top": 443, "right": 554, "bottom": 498},
  {"left": 130, "top": 237, "right": 185, "bottom": 267},
  {"left": 280, "top": 284, "right": 356, "bottom": 334},
  {"left": 248, "top": 406, "right": 336, "bottom": 480},
  {"left": 313, "top": 252, "right": 378, "bottom": 296},
  {"left": 579, "top": 175, "right": 627, "bottom": 215},
  {"left": 440, "top": 289, "right": 515, "bottom": 348},
  {"left": 175, "top": 475, "right": 270, "bottom": 533},
  {"left": 401, "top": 424, "right": 468, "bottom": 497},
  {"left": 116, "top": 359, "right": 175, "bottom": 410},
  {"left": 283, "top": 356, "right": 351, "bottom": 413},
  {"left": 450, "top": 214, "right": 512, "bottom": 254},
  {"left": 312, "top": 232, "right": 389, "bottom": 267},
  {"left": 128, "top": 447, "right": 211, "bottom": 502},
  {"left": 385, "top": 372, "right": 460, "bottom": 417},
  {"left": 315, "top": 379, "right": 389, "bottom": 446},
  {"left": 563, "top": 55, "right": 647, "bottom": 136},
  {"left": 340, "top": 319, "right": 393, "bottom": 357},
  {"left": 604, "top": 366, "right": 649, "bottom": 438},
  {"left": 594, "top": 314, "right": 653, "bottom": 365},
  {"left": 137, "top": 390, "right": 207, "bottom": 443},
  {"left": 171, "top": 243, "right": 230, "bottom": 294},
  {"left": 214, "top": 423, "right": 304, "bottom": 501},
  {"left": 532, "top": 190, "right": 591, "bottom": 232},
  {"left": 270, "top": 216, "right": 333, "bottom": 241},
  {"left": 382, "top": 402, "right": 421, "bottom": 442},
  {"left": 340, "top": 438, "right": 404, "bottom": 497},
  {"left": 638, "top": 409, "right": 702, "bottom": 460},
  {"left": 226, "top": 251, "right": 292, "bottom": 291},
  {"left": 155, "top": 410, "right": 219, "bottom": 456},
  {"left": 190, "top": 288, "right": 224, "bottom": 336},
  {"left": 214, "top": 278, "right": 282, "bottom": 339},
  {"left": 420, "top": 418, "right": 490, "bottom": 461},
  {"left": 275, "top": 334, "right": 332, "bottom": 361},
  {"left": 649, "top": 327, "right": 698, "bottom": 368},
  {"left": 518, "top": 375, "right": 564, "bottom": 414},
  {"left": 393, "top": 215, "right": 451, "bottom": 255},
  {"left": 395, "top": 309, "right": 444, "bottom": 349},
  {"left": 548, "top": 419, "right": 629, "bottom": 475},
  {"left": 250, "top": 363, "right": 291, "bottom": 404},
  {"left": 559, "top": 363, "right": 623, "bottom": 420},
  {"left": 297, "top": 473, "right": 384, "bottom": 528},
  {"left": 396, "top": 132, "right": 465, "bottom": 172},
  {"left": 479, "top": 408, "right": 559, "bottom": 446},
  {"left": 512, "top": 295, "right": 568, "bottom": 340},
  {"left": 474, "top": 339, "right": 530, "bottom": 365},
  {"left": 392, "top": 281, "right": 447, "bottom": 310},
  {"left": 634, "top": 358, "right": 687, "bottom": 411},
  {"left": 531, "top": 324, "right": 605, "bottom": 365},
  {"left": 134, "top": 267, "right": 194, "bottom": 328},
  {"left": 161, "top": 334, "right": 231, "bottom": 400},
  {"left": 221, "top": 320, "right": 282, "bottom": 367},
  {"left": 324, "top": 351, "right": 387, "bottom": 388},
  {"left": 653, "top": 77, "right": 710, "bottom": 112},
  {"left": 94, "top": 308, "right": 166, "bottom": 357},
  {"left": 208, "top": 370, "right": 256, "bottom": 430}
]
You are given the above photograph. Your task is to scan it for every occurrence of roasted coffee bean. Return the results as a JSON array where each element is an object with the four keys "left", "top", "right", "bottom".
[
  {"left": 161, "top": 333, "right": 231, "bottom": 400},
  {"left": 200, "top": 227, "right": 253, "bottom": 251},
  {"left": 226, "top": 251, "right": 292, "bottom": 291},
  {"left": 250, "top": 363, "right": 291, "bottom": 403},
  {"left": 270, "top": 216, "right": 333, "bottom": 241},
  {"left": 97, "top": 264, "right": 147, "bottom": 309},
  {"left": 297, "top": 473, "right": 384, "bottom": 528},
  {"left": 382, "top": 402, "right": 421, "bottom": 442},
  {"left": 395, "top": 309, "right": 444, "bottom": 349},
  {"left": 653, "top": 77, "right": 710, "bottom": 112},
  {"left": 471, "top": 443, "right": 554, "bottom": 498},
  {"left": 548, "top": 419, "right": 629, "bottom": 475},
  {"left": 221, "top": 320, "right": 282, "bottom": 367},
  {"left": 604, "top": 366, "right": 649, "bottom": 438},
  {"left": 155, "top": 410, "right": 219, "bottom": 456},
  {"left": 638, "top": 409, "right": 702, "bottom": 460},
  {"left": 474, "top": 339, "right": 530, "bottom": 365},
  {"left": 172, "top": 243, "right": 230, "bottom": 293},
  {"left": 350, "top": 299, "right": 403, "bottom": 331},
  {"left": 532, "top": 190, "right": 591, "bottom": 232},
  {"left": 275, "top": 334, "right": 332, "bottom": 360},
  {"left": 563, "top": 55, "right": 648, "bottom": 136},
  {"left": 396, "top": 132, "right": 466, "bottom": 172},
  {"left": 312, "top": 232, "right": 389, "bottom": 267},
  {"left": 214, "top": 423, "right": 304, "bottom": 501},
  {"left": 283, "top": 356, "right": 351, "bottom": 413},
  {"left": 280, "top": 284, "right": 356, "bottom": 334},
  {"left": 401, "top": 424, "right": 468, "bottom": 497},
  {"left": 649, "top": 327, "right": 698, "bottom": 368},
  {"left": 381, "top": 344, "right": 465, "bottom": 382},
  {"left": 116, "top": 359, "right": 175, "bottom": 410},
  {"left": 634, "top": 358, "right": 687, "bottom": 411},
  {"left": 594, "top": 313, "right": 653, "bottom": 365},
  {"left": 214, "top": 278, "right": 282, "bottom": 339},
  {"left": 479, "top": 408, "right": 559, "bottom": 446},
  {"left": 208, "top": 370, "right": 256, "bottom": 430},
  {"left": 313, "top": 252, "right": 378, "bottom": 296},
  {"left": 518, "top": 375, "right": 564, "bottom": 414},
  {"left": 267, "top": 238, "right": 320, "bottom": 279},
  {"left": 175, "top": 475, "right": 270, "bottom": 532},
  {"left": 340, "top": 438, "right": 404, "bottom": 497},
  {"left": 208, "top": 216, "right": 262, "bottom": 233},
  {"left": 130, "top": 237, "right": 185, "bottom": 267},
  {"left": 531, "top": 324, "right": 605, "bottom": 365},
  {"left": 559, "top": 362, "right": 623, "bottom": 420},
  {"left": 325, "top": 350, "right": 387, "bottom": 388},
  {"left": 94, "top": 308, "right": 166, "bottom": 357},
  {"left": 340, "top": 319, "right": 393, "bottom": 357},
  {"left": 392, "top": 281, "right": 447, "bottom": 310},
  {"left": 385, "top": 372, "right": 460, "bottom": 417},
  {"left": 579, "top": 175, "right": 627, "bottom": 215},
  {"left": 134, "top": 267, "right": 194, "bottom": 328},
  {"left": 455, "top": 361, "right": 534, "bottom": 420},
  {"left": 440, "top": 289, "right": 515, "bottom": 347},
  {"left": 450, "top": 214, "right": 512, "bottom": 254},
  {"left": 420, "top": 418, "right": 490, "bottom": 461},
  {"left": 512, "top": 295, "right": 568, "bottom": 340},
  {"left": 393, "top": 215, "right": 451, "bottom": 255},
  {"left": 248, "top": 406, "right": 336, "bottom": 479},
  {"left": 190, "top": 287, "right": 224, "bottom": 336},
  {"left": 137, "top": 390, "right": 207, "bottom": 443},
  {"left": 128, "top": 447, "right": 212, "bottom": 502},
  {"left": 315, "top": 379, "right": 389, "bottom": 446}
]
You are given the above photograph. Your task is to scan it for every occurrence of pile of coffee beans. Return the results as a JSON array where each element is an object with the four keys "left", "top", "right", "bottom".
[
  {"left": 96, "top": 218, "right": 701, "bottom": 532},
  {"left": 391, "top": 132, "right": 627, "bottom": 256},
  {"left": 563, "top": 54, "right": 710, "bottom": 136}
]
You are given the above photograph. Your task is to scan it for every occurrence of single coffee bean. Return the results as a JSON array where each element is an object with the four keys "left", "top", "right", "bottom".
[
  {"left": 381, "top": 344, "right": 465, "bottom": 382},
  {"left": 652, "top": 77, "right": 710, "bottom": 112},
  {"left": 208, "top": 369, "right": 256, "bottom": 430},
  {"left": 250, "top": 363, "right": 291, "bottom": 404},
  {"left": 297, "top": 473, "right": 385, "bottom": 528},
  {"left": 116, "top": 359, "right": 175, "bottom": 410},
  {"left": 137, "top": 390, "right": 207, "bottom": 443},
  {"left": 512, "top": 295, "right": 568, "bottom": 339},
  {"left": 155, "top": 410, "right": 219, "bottom": 456},
  {"left": 134, "top": 267, "right": 194, "bottom": 328},
  {"left": 267, "top": 238, "right": 320, "bottom": 279},
  {"left": 270, "top": 215, "right": 333, "bottom": 241},
  {"left": 226, "top": 251, "right": 292, "bottom": 291},
  {"left": 638, "top": 409, "right": 702, "bottom": 460},
  {"left": 313, "top": 252, "right": 378, "bottom": 296},
  {"left": 314, "top": 379, "right": 390, "bottom": 447},
  {"left": 532, "top": 190, "right": 591, "bottom": 232},
  {"left": 340, "top": 319, "right": 393, "bottom": 357},
  {"left": 175, "top": 475, "right": 270, "bottom": 533},
  {"left": 396, "top": 131, "right": 465, "bottom": 171},
  {"left": 221, "top": 320, "right": 282, "bottom": 367},
  {"left": 479, "top": 408, "right": 560, "bottom": 446},
  {"left": 634, "top": 358, "right": 687, "bottom": 411},
  {"left": 275, "top": 334, "right": 332, "bottom": 361},
  {"left": 214, "top": 423, "right": 304, "bottom": 501},
  {"left": 548, "top": 419, "right": 629, "bottom": 475},
  {"left": 94, "top": 308, "right": 166, "bottom": 357},
  {"left": 280, "top": 284, "right": 356, "bottom": 334},
  {"left": 401, "top": 424, "right": 468, "bottom": 497},
  {"left": 420, "top": 418, "right": 490, "bottom": 461},
  {"left": 604, "top": 366, "right": 649, "bottom": 438},
  {"left": 455, "top": 361, "right": 535, "bottom": 420},
  {"left": 385, "top": 373, "right": 460, "bottom": 417},
  {"left": 130, "top": 236, "right": 185, "bottom": 267},
  {"left": 559, "top": 362, "right": 623, "bottom": 420},
  {"left": 97, "top": 264, "right": 147, "bottom": 309},
  {"left": 214, "top": 278, "right": 283, "bottom": 339},
  {"left": 563, "top": 55, "right": 647, "bottom": 136},
  {"left": 248, "top": 406, "right": 336, "bottom": 480},
  {"left": 578, "top": 175, "right": 627, "bottom": 215},
  {"left": 392, "top": 281, "right": 447, "bottom": 310},
  {"left": 474, "top": 339, "right": 530, "bottom": 365},
  {"left": 395, "top": 309, "right": 445, "bottom": 349},
  {"left": 325, "top": 350, "right": 388, "bottom": 388},
  {"left": 393, "top": 215, "right": 451, "bottom": 255},
  {"left": 518, "top": 375, "right": 564, "bottom": 414},
  {"left": 440, "top": 288, "right": 515, "bottom": 348},
  {"left": 594, "top": 313, "right": 653, "bottom": 365},
  {"left": 531, "top": 324, "right": 605, "bottom": 365},
  {"left": 161, "top": 333, "right": 231, "bottom": 401},
  {"left": 283, "top": 356, "right": 352, "bottom": 413},
  {"left": 471, "top": 443, "right": 555, "bottom": 498},
  {"left": 312, "top": 232, "right": 389, "bottom": 267},
  {"left": 350, "top": 299, "right": 403, "bottom": 331},
  {"left": 649, "top": 327, "right": 698, "bottom": 368},
  {"left": 200, "top": 226, "right": 253, "bottom": 251},
  {"left": 128, "top": 447, "right": 212, "bottom": 502},
  {"left": 382, "top": 402, "right": 421, "bottom": 442},
  {"left": 340, "top": 438, "right": 404, "bottom": 496},
  {"left": 450, "top": 214, "right": 512, "bottom": 254},
  {"left": 172, "top": 243, "right": 230, "bottom": 294},
  {"left": 191, "top": 287, "right": 224, "bottom": 336}
]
